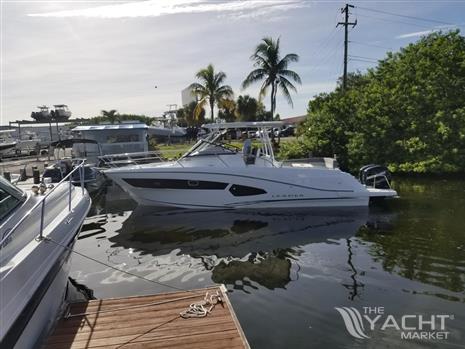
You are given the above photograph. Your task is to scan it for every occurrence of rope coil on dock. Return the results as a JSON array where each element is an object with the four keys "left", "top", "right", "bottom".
[{"left": 180, "top": 290, "right": 223, "bottom": 318}]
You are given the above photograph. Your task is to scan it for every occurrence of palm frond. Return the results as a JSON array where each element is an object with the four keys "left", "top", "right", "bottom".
[
  {"left": 250, "top": 54, "right": 272, "bottom": 70},
  {"left": 242, "top": 69, "right": 267, "bottom": 89},
  {"left": 214, "top": 71, "right": 227, "bottom": 86},
  {"left": 258, "top": 78, "right": 272, "bottom": 101},
  {"left": 281, "top": 53, "right": 299, "bottom": 63},
  {"left": 218, "top": 98, "right": 235, "bottom": 111},
  {"left": 194, "top": 98, "right": 207, "bottom": 120},
  {"left": 188, "top": 82, "right": 206, "bottom": 96},
  {"left": 195, "top": 64, "right": 214, "bottom": 82},
  {"left": 279, "top": 69, "right": 302, "bottom": 84},
  {"left": 279, "top": 76, "right": 298, "bottom": 93},
  {"left": 278, "top": 79, "right": 295, "bottom": 107},
  {"left": 253, "top": 39, "right": 272, "bottom": 56},
  {"left": 216, "top": 85, "right": 234, "bottom": 97}
]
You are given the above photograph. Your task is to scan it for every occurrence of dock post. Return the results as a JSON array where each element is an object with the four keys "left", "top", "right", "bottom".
[
  {"left": 20, "top": 168, "right": 27, "bottom": 181},
  {"left": 3, "top": 171, "right": 11, "bottom": 182},
  {"left": 32, "top": 168, "right": 40, "bottom": 184}
]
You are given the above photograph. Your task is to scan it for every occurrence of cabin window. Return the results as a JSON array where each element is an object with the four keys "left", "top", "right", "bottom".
[
  {"left": 107, "top": 134, "right": 140, "bottom": 143},
  {"left": 123, "top": 178, "right": 228, "bottom": 190},
  {"left": 229, "top": 184, "right": 267, "bottom": 196}
]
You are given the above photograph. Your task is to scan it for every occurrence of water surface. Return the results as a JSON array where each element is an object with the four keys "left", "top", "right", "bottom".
[{"left": 70, "top": 178, "right": 465, "bottom": 348}]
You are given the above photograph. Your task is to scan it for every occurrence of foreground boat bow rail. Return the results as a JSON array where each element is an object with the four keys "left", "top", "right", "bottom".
[
  {"left": 0, "top": 161, "right": 91, "bottom": 348},
  {"left": 104, "top": 121, "right": 397, "bottom": 209}
]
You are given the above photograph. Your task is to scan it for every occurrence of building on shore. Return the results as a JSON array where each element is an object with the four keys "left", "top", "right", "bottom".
[
  {"left": 181, "top": 86, "right": 197, "bottom": 107},
  {"left": 282, "top": 115, "right": 306, "bottom": 125}
]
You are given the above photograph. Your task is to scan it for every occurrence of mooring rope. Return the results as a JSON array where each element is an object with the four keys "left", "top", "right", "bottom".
[
  {"left": 64, "top": 294, "right": 203, "bottom": 319},
  {"left": 44, "top": 236, "right": 221, "bottom": 318},
  {"left": 45, "top": 236, "right": 189, "bottom": 292}
]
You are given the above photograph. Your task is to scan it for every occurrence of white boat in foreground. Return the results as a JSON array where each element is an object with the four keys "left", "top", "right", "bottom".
[
  {"left": 105, "top": 122, "right": 397, "bottom": 209},
  {"left": 0, "top": 162, "right": 91, "bottom": 348}
]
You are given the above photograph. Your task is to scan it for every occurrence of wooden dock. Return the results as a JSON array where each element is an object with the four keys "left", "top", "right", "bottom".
[{"left": 44, "top": 285, "right": 249, "bottom": 349}]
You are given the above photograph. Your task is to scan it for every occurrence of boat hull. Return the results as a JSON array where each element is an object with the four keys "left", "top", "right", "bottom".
[
  {"left": 0, "top": 142, "right": 17, "bottom": 156},
  {"left": 0, "top": 187, "right": 91, "bottom": 348},
  {"left": 11, "top": 240, "right": 75, "bottom": 349},
  {"left": 106, "top": 166, "right": 375, "bottom": 209}
]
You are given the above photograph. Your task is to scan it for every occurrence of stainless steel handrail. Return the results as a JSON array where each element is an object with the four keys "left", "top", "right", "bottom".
[
  {"left": 0, "top": 160, "right": 87, "bottom": 247},
  {"left": 98, "top": 151, "right": 166, "bottom": 168},
  {"left": 367, "top": 173, "right": 392, "bottom": 189}
]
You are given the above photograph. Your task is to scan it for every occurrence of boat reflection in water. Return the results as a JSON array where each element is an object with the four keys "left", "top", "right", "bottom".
[{"left": 107, "top": 206, "right": 394, "bottom": 292}]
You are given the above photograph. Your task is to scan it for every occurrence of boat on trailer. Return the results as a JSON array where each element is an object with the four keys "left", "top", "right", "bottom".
[
  {"left": 0, "top": 162, "right": 91, "bottom": 348},
  {"left": 104, "top": 121, "right": 397, "bottom": 209}
]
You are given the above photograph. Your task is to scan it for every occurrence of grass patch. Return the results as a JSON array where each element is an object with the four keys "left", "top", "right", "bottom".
[{"left": 156, "top": 137, "right": 295, "bottom": 159}]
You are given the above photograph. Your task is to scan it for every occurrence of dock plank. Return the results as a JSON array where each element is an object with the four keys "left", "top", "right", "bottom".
[{"left": 44, "top": 285, "right": 249, "bottom": 349}]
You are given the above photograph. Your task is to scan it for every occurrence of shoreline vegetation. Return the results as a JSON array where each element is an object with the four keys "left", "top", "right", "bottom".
[{"left": 280, "top": 30, "right": 465, "bottom": 175}]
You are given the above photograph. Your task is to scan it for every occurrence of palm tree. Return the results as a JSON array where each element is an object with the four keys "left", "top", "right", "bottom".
[
  {"left": 101, "top": 109, "right": 119, "bottom": 124},
  {"left": 189, "top": 64, "right": 234, "bottom": 122},
  {"left": 236, "top": 95, "right": 259, "bottom": 121},
  {"left": 242, "top": 37, "right": 301, "bottom": 118}
]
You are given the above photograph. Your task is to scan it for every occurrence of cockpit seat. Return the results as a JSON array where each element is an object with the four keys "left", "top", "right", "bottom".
[{"left": 243, "top": 140, "right": 257, "bottom": 165}]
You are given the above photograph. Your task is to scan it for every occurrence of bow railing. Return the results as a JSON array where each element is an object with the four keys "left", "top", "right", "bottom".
[{"left": 0, "top": 160, "right": 87, "bottom": 247}]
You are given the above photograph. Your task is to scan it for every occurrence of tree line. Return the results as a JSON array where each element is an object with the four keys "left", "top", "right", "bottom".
[{"left": 280, "top": 30, "right": 465, "bottom": 174}]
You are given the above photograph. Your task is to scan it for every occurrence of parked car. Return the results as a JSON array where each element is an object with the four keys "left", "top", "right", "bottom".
[
  {"left": 255, "top": 128, "right": 279, "bottom": 138},
  {"left": 275, "top": 125, "right": 295, "bottom": 137}
]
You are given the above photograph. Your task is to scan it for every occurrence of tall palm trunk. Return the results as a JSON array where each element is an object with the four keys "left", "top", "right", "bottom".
[
  {"left": 270, "top": 83, "right": 275, "bottom": 118},
  {"left": 48, "top": 121, "right": 53, "bottom": 141},
  {"left": 210, "top": 99, "right": 215, "bottom": 122}
]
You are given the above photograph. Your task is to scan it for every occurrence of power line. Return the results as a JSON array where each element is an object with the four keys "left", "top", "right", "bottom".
[
  {"left": 356, "top": 5, "right": 454, "bottom": 26},
  {"left": 356, "top": 13, "right": 431, "bottom": 29},
  {"left": 309, "top": 8, "right": 343, "bottom": 64},
  {"left": 310, "top": 27, "right": 340, "bottom": 63},
  {"left": 349, "top": 54, "right": 379, "bottom": 62},
  {"left": 316, "top": 38, "right": 345, "bottom": 66},
  {"left": 349, "top": 58, "right": 378, "bottom": 64},
  {"left": 307, "top": 38, "right": 345, "bottom": 77},
  {"left": 350, "top": 40, "right": 393, "bottom": 50}
]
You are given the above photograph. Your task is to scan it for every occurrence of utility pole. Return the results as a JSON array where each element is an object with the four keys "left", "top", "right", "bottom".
[{"left": 337, "top": 3, "right": 357, "bottom": 91}]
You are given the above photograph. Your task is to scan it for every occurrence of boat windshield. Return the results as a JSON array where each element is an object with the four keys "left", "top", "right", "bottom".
[
  {"left": 183, "top": 131, "right": 240, "bottom": 158},
  {"left": 0, "top": 177, "right": 24, "bottom": 222}
]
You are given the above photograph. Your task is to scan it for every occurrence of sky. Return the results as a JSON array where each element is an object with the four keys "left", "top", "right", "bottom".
[{"left": 1, "top": 0, "right": 464, "bottom": 124}]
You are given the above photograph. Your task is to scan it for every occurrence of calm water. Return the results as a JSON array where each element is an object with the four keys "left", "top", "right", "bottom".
[{"left": 70, "top": 178, "right": 465, "bottom": 348}]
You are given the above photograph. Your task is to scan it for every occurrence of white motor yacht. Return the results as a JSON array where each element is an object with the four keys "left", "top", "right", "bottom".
[
  {"left": 0, "top": 162, "right": 91, "bottom": 348},
  {"left": 51, "top": 104, "right": 72, "bottom": 121},
  {"left": 105, "top": 122, "right": 397, "bottom": 209},
  {"left": 0, "top": 129, "right": 18, "bottom": 157},
  {"left": 16, "top": 131, "right": 41, "bottom": 155}
]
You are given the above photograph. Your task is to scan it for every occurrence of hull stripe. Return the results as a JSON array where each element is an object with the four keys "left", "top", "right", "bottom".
[
  {"left": 142, "top": 196, "right": 361, "bottom": 209},
  {"left": 110, "top": 170, "right": 355, "bottom": 193}
]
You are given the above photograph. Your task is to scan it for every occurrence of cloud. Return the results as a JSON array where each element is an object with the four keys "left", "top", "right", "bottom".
[
  {"left": 396, "top": 24, "right": 463, "bottom": 39},
  {"left": 27, "top": 0, "right": 307, "bottom": 19},
  {"left": 395, "top": 29, "right": 436, "bottom": 39}
]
